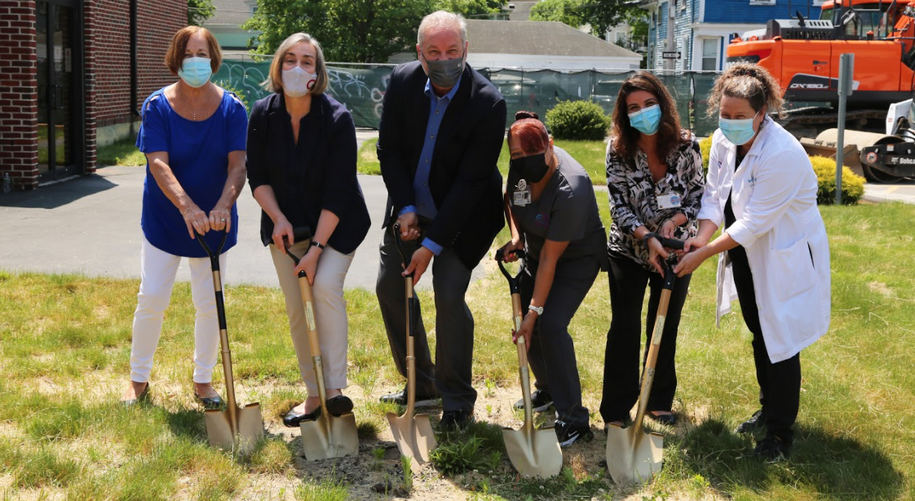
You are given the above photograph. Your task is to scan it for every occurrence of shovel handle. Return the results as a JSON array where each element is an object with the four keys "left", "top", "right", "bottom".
[
  {"left": 633, "top": 287, "right": 672, "bottom": 435},
  {"left": 511, "top": 292, "right": 535, "bottom": 432}
]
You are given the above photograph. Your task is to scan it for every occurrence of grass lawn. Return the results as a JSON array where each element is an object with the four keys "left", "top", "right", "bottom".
[
  {"left": 359, "top": 137, "right": 609, "bottom": 185},
  {"left": 1, "top": 199, "right": 913, "bottom": 499},
  {"left": 96, "top": 137, "right": 146, "bottom": 167}
]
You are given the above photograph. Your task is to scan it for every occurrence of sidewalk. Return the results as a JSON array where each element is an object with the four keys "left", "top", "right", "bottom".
[
  {"left": 0, "top": 165, "right": 479, "bottom": 290},
  {"left": 863, "top": 182, "right": 915, "bottom": 204}
]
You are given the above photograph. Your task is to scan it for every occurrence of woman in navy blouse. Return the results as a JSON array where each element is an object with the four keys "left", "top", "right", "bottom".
[
  {"left": 122, "top": 26, "right": 247, "bottom": 407},
  {"left": 246, "top": 33, "right": 371, "bottom": 427}
]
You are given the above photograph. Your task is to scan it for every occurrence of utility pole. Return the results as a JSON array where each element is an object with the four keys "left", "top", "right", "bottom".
[{"left": 664, "top": 0, "right": 676, "bottom": 71}]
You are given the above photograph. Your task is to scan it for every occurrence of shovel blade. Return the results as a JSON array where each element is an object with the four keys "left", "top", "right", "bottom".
[
  {"left": 204, "top": 404, "right": 264, "bottom": 454},
  {"left": 236, "top": 403, "right": 264, "bottom": 454},
  {"left": 502, "top": 427, "right": 563, "bottom": 478},
  {"left": 204, "top": 409, "right": 234, "bottom": 451},
  {"left": 605, "top": 425, "right": 663, "bottom": 485},
  {"left": 300, "top": 411, "right": 359, "bottom": 460},
  {"left": 387, "top": 411, "right": 437, "bottom": 471}
]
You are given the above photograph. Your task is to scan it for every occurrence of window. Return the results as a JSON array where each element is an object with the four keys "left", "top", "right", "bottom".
[{"left": 701, "top": 38, "right": 719, "bottom": 70}]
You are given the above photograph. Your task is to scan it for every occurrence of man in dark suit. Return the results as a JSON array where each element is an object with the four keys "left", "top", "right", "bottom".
[{"left": 375, "top": 10, "right": 506, "bottom": 431}]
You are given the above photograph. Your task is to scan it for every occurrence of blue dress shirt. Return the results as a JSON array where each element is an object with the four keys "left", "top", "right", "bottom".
[{"left": 399, "top": 74, "right": 463, "bottom": 256}]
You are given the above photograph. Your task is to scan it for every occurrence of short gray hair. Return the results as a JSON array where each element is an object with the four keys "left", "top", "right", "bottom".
[{"left": 417, "top": 10, "right": 467, "bottom": 46}]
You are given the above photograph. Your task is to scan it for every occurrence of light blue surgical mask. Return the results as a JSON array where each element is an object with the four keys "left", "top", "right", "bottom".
[
  {"left": 178, "top": 57, "right": 212, "bottom": 88},
  {"left": 628, "top": 104, "right": 662, "bottom": 135},
  {"left": 719, "top": 112, "right": 759, "bottom": 146}
]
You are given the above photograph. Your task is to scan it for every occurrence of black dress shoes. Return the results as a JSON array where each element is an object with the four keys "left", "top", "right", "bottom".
[
  {"left": 736, "top": 409, "right": 766, "bottom": 434},
  {"left": 647, "top": 411, "right": 678, "bottom": 426},
  {"left": 325, "top": 395, "right": 353, "bottom": 416},
  {"left": 283, "top": 406, "right": 320, "bottom": 427},
  {"left": 283, "top": 395, "right": 354, "bottom": 427},
  {"left": 195, "top": 392, "right": 225, "bottom": 410}
]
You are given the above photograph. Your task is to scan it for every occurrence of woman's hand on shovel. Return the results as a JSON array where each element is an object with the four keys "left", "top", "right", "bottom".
[
  {"left": 512, "top": 311, "right": 536, "bottom": 351},
  {"left": 295, "top": 245, "right": 321, "bottom": 286}
]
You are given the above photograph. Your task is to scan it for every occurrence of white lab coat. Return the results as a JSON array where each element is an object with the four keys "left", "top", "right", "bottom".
[{"left": 698, "top": 117, "right": 831, "bottom": 363}]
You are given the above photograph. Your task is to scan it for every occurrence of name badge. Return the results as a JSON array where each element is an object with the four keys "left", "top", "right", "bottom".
[
  {"left": 657, "top": 193, "right": 681, "bottom": 209},
  {"left": 513, "top": 189, "right": 531, "bottom": 207}
]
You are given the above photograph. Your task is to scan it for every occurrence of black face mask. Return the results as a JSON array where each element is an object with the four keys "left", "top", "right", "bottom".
[{"left": 509, "top": 153, "right": 549, "bottom": 183}]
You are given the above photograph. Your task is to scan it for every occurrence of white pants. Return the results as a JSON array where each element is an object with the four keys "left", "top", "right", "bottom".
[
  {"left": 129, "top": 237, "right": 226, "bottom": 384},
  {"left": 269, "top": 241, "right": 354, "bottom": 395}
]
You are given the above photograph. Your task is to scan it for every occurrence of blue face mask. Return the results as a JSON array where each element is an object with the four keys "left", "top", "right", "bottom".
[
  {"left": 178, "top": 57, "right": 212, "bottom": 88},
  {"left": 719, "top": 112, "right": 759, "bottom": 146},
  {"left": 628, "top": 104, "right": 662, "bottom": 135}
]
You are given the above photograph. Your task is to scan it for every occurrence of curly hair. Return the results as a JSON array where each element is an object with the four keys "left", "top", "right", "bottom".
[
  {"left": 610, "top": 71, "right": 687, "bottom": 163},
  {"left": 707, "top": 63, "right": 784, "bottom": 117}
]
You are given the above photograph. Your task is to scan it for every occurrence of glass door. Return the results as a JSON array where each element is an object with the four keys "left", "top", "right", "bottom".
[{"left": 36, "top": 0, "right": 82, "bottom": 181}]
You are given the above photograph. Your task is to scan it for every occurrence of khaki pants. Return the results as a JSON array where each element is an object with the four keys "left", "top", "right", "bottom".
[{"left": 269, "top": 241, "right": 354, "bottom": 395}]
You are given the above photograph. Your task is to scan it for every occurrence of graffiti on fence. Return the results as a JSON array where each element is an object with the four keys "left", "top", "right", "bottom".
[{"left": 214, "top": 60, "right": 723, "bottom": 135}]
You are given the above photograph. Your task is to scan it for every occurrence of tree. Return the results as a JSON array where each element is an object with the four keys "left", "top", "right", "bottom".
[
  {"left": 529, "top": 0, "right": 641, "bottom": 39},
  {"left": 188, "top": 0, "right": 215, "bottom": 26},
  {"left": 530, "top": 0, "right": 586, "bottom": 28},
  {"left": 244, "top": 0, "right": 506, "bottom": 63}
]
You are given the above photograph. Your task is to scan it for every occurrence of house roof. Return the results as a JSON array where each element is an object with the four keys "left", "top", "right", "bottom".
[{"left": 465, "top": 20, "right": 640, "bottom": 58}]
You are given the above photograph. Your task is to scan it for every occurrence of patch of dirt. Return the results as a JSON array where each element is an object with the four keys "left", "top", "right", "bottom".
[{"left": 867, "top": 281, "right": 893, "bottom": 297}]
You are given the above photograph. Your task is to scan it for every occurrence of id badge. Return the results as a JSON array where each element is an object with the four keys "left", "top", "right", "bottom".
[
  {"left": 657, "top": 192, "right": 681, "bottom": 209},
  {"left": 513, "top": 189, "right": 531, "bottom": 207}
]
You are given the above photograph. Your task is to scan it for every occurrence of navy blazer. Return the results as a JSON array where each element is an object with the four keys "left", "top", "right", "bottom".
[
  {"left": 247, "top": 92, "right": 371, "bottom": 254},
  {"left": 377, "top": 61, "right": 506, "bottom": 269}
]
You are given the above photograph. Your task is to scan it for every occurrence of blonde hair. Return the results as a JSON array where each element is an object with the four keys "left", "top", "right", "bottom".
[
  {"left": 417, "top": 10, "right": 467, "bottom": 46},
  {"left": 708, "top": 63, "right": 784, "bottom": 117},
  {"left": 262, "top": 33, "right": 328, "bottom": 95}
]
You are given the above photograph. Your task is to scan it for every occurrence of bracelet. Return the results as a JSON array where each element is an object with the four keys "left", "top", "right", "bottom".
[
  {"left": 309, "top": 240, "right": 326, "bottom": 250},
  {"left": 528, "top": 304, "right": 544, "bottom": 316}
]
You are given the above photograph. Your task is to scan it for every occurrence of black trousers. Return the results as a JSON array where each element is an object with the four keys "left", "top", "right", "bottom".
[
  {"left": 600, "top": 254, "right": 691, "bottom": 423},
  {"left": 375, "top": 227, "right": 476, "bottom": 412},
  {"left": 728, "top": 244, "right": 801, "bottom": 445},
  {"left": 520, "top": 255, "right": 600, "bottom": 429}
]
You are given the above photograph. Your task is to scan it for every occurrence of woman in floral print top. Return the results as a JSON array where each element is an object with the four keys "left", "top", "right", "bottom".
[{"left": 600, "top": 72, "right": 704, "bottom": 428}]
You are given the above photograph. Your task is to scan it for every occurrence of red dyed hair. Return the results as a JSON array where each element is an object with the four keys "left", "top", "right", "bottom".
[{"left": 508, "top": 111, "right": 549, "bottom": 155}]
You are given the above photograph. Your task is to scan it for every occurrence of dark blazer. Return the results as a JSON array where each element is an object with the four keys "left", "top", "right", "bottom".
[
  {"left": 377, "top": 61, "right": 506, "bottom": 269},
  {"left": 247, "top": 92, "right": 371, "bottom": 254}
]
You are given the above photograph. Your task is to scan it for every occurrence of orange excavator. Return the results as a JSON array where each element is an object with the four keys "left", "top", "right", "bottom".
[{"left": 726, "top": 0, "right": 915, "bottom": 181}]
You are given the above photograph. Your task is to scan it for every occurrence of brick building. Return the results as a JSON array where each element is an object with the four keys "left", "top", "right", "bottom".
[{"left": 0, "top": 0, "right": 187, "bottom": 190}]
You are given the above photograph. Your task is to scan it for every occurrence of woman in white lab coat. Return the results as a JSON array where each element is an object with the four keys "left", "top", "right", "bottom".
[{"left": 674, "top": 63, "right": 830, "bottom": 461}]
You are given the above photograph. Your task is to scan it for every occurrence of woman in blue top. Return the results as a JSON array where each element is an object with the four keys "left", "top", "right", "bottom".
[
  {"left": 121, "top": 26, "right": 248, "bottom": 407},
  {"left": 246, "top": 33, "right": 370, "bottom": 426}
]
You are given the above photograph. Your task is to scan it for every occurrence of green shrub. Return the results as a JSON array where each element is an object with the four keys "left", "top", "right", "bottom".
[
  {"left": 215, "top": 80, "right": 249, "bottom": 110},
  {"left": 699, "top": 135, "right": 712, "bottom": 173},
  {"left": 545, "top": 100, "right": 611, "bottom": 140},
  {"left": 809, "top": 155, "right": 865, "bottom": 205}
]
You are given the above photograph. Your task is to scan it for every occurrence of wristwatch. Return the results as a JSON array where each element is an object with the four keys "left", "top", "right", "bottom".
[
  {"left": 309, "top": 240, "right": 326, "bottom": 250},
  {"left": 528, "top": 305, "right": 544, "bottom": 316}
]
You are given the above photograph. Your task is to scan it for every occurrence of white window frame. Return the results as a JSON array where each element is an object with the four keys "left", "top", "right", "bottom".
[{"left": 700, "top": 37, "right": 720, "bottom": 71}]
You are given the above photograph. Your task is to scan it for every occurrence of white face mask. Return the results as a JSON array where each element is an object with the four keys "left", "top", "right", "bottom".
[{"left": 282, "top": 66, "right": 318, "bottom": 97}]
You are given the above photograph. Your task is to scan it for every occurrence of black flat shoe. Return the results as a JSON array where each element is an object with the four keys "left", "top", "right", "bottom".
[
  {"left": 283, "top": 406, "right": 320, "bottom": 427},
  {"left": 195, "top": 392, "right": 224, "bottom": 410},
  {"left": 647, "top": 411, "right": 677, "bottom": 426},
  {"left": 325, "top": 395, "right": 354, "bottom": 416},
  {"left": 121, "top": 382, "right": 150, "bottom": 407}
]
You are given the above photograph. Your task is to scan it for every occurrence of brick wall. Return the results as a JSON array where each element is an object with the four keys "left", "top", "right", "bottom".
[
  {"left": 0, "top": 0, "right": 185, "bottom": 190},
  {"left": 0, "top": 0, "right": 39, "bottom": 189},
  {"left": 84, "top": 0, "right": 187, "bottom": 172}
]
